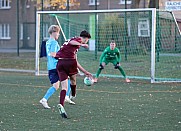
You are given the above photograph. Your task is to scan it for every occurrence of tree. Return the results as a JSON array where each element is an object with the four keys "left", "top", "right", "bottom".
[
  {"left": 131, "top": 0, "right": 159, "bottom": 9},
  {"left": 131, "top": 0, "right": 141, "bottom": 8},
  {"left": 128, "top": 0, "right": 141, "bottom": 54},
  {"left": 32, "top": 0, "right": 80, "bottom": 10},
  {"left": 149, "top": 0, "right": 159, "bottom": 8}
]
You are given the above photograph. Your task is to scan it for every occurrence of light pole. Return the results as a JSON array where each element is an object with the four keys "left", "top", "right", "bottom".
[
  {"left": 17, "top": 0, "right": 20, "bottom": 56},
  {"left": 67, "top": 0, "right": 69, "bottom": 39},
  {"left": 40, "top": 0, "right": 44, "bottom": 43},
  {"left": 95, "top": 0, "right": 98, "bottom": 59},
  {"left": 124, "top": 0, "right": 128, "bottom": 61}
]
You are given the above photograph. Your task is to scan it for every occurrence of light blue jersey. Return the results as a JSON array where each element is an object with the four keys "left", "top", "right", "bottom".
[{"left": 46, "top": 38, "right": 60, "bottom": 70}]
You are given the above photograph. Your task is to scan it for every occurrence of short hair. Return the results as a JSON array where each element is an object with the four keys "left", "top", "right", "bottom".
[
  {"left": 110, "top": 40, "right": 115, "bottom": 43},
  {"left": 48, "top": 25, "right": 60, "bottom": 34},
  {"left": 80, "top": 30, "right": 91, "bottom": 38}
]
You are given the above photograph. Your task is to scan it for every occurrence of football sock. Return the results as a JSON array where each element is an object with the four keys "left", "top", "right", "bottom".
[
  {"left": 70, "top": 84, "right": 76, "bottom": 96},
  {"left": 60, "top": 90, "right": 66, "bottom": 106},
  {"left": 96, "top": 68, "right": 102, "bottom": 78},
  {"left": 43, "top": 86, "right": 56, "bottom": 100},
  {"left": 66, "top": 79, "right": 71, "bottom": 96},
  {"left": 118, "top": 66, "right": 126, "bottom": 78}
]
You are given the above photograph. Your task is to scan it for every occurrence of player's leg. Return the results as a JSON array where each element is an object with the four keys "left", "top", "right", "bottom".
[
  {"left": 59, "top": 79, "right": 68, "bottom": 106},
  {"left": 44, "top": 81, "right": 59, "bottom": 100},
  {"left": 58, "top": 79, "right": 68, "bottom": 118},
  {"left": 40, "top": 69, "right": 60, "bottom": 109},
  {"left": 94, "top": 59, "right": 108, "bottom": 82},
  {"left": 66, "top": 79, "right": 71, "bottom": 96},
  {"left": 65, "top": 78, "right": 75, "bottom": 105},
  {"left": 113, "top": 60, "right": 130, "bottom": 82},
  {"left": 69, "top": 74, "right": 77, "bottom": 100},
  {"left": 56, "top": 60, "right": 69, "bottom": 118},
  {"left": 40, "top": 81, "right": 59, "bottom": 109},
  {"left": 57, "top": 59, "right": 78, "bottom": 118}
]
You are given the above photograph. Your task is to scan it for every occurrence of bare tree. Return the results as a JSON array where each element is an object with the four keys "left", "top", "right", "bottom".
[
  {"left": 128, "top": 0, "right": 141, "bottom": 54},
  {"left": 131, "top": 0, "right": 141, "bottom": 8},
  {"left": 32, "top": 0, "right": 80, "bottom": 10},
  {"left": 149, "top": 0, "right": 159, "bottom": 8},
  {"left": 131, "top": 0, "right": 159, "bottom": 9}
]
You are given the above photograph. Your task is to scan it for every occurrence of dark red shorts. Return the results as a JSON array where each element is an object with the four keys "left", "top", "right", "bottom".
[{"left": 56, "top": 59, "right": 78, "bottom": 81}]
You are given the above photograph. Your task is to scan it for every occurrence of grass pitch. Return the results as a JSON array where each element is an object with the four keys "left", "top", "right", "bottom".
[{"left": 0, "top": 72, "right": 180, "bottom": 131}]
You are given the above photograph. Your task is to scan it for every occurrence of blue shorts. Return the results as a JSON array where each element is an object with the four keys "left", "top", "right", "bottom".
[{"left": 48, "top": 69, "right": 59, "bottom": 84}]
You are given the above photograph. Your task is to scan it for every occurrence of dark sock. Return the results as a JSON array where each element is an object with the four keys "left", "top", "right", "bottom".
[
  {"left": 70, "top": 84, "right": 76, "bottom": 96},
  {"left": 60, "top": 90, "right": 66, "bottom": 106}
]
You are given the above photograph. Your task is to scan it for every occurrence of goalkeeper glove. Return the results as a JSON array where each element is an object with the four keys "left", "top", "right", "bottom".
[
  {"left": 99, "top": 63, "right": 104, "bottom": 69},
  {"left": 114, "top": 62, "right": 120, "bottom": 69}
]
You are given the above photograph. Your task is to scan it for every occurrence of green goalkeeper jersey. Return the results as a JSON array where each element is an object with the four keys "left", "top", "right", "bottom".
[{"left": 100, "top": 46, "right": 121, "bottom": 62}]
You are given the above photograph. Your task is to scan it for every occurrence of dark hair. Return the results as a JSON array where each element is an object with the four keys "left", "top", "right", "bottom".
[
  {"left": 80, "top": 30, "right": 91, "bottom": 38},
  {"left": 111, "top": 40, "right": 115, "bottom": 43}
]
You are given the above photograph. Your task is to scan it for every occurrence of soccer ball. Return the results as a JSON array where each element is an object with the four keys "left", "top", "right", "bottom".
[{"left": 84, "top": 77, "right": 94, "bottom": 86}]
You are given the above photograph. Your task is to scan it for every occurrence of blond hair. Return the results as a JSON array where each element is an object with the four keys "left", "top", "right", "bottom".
[{"left": 48, "top": 25, "right": 60, "bottom": 34}]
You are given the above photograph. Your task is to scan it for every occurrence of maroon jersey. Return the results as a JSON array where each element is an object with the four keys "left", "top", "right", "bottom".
[{"left": 56, "top": 37, "right": 82, "bottom": 59}]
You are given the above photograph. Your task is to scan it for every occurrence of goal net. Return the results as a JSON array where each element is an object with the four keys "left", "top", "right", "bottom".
[{"left": 35, "top": 9, "right": 181, "bottom": 83}]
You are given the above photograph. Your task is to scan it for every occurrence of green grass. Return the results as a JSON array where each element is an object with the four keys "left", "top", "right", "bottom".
[
  {"left": 0, "top": 51, "right": 181, "bottom": 81},
  {"left": 0, "top": 52, "right": 151, "bottom": 77},
  {"left": 0, "top": 52, "right": 35, "bottom": 70},
  {"left": 0, "top": 72, "right": 181, "bottom": 131}
]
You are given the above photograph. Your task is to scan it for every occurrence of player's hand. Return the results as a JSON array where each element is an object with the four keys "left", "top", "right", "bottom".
[
  {"left": 81, "top": 44, "right": 89, "bottom": 48},
  {"left": 114, "top": 62, "right": 120, "bottom": 69},
  {"left": 85, "top": 71, "right": 93, "bottom": 78},
  {"left": 117, "top": 63, "right": 121, "bottom": 66}
]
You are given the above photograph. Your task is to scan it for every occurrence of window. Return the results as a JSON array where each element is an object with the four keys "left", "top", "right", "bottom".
[
  {"left": 127, "top": 18, "right": 150, "bottom": 37},
  {"left": 0, "top": 24, "right": 10, "bottom": 39},
  {"left": 43, "top": 23, "right": 49, "bottom": 39},
  {"left": 119, "top": 0, "right": 132, "bottom": 4},
  {"left": 138, "top": 19, "right": 150, "bottom": 37},
  {"left": 89, "top": 0, "right": 99, "bottom": 5},
  {"left": 0, "top": 0, "right": 11, "bottom": 9}
]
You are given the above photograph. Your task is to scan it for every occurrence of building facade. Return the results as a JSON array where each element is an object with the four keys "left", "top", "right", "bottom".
[{"left": 0, "top": 0, "right": 180, "bottom": 49}]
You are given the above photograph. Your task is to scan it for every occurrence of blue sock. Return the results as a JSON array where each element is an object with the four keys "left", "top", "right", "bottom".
[
  {"left": 43, "top": 86, "right": 56, "bottom": 100},
  {"left": 66, "top": 79, "right": 71, "bottom": 96}
]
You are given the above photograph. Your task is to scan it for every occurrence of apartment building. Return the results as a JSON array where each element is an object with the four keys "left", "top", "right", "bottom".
[{"left": 0, "top": 0, "right": 180, "bottom": 49}]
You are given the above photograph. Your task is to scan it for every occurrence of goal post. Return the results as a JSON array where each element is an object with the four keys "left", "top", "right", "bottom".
[
  {"left": 35, "top": 8, "right": 181, "bottom": 83},
  {"left": 151, "top": 9, "right": 156, "bottom": 83},
  {"left": 154, "top": 11, "right": 181, "bottom": 83}
]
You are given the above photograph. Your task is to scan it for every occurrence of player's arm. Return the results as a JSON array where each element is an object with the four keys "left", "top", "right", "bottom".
[
  {"left": 69, "top": 40, "right": 89, "bottom": 48},
  {"left": 47, "top": 42, "right": 57, "bottom": 58},
  {"left": 50, "top": 52, "right": 56, "bottom": 57},
  {"left": 115, "top": 49, "right": 121, "bottom": 67},
  {"left": 99, "top": 49, "right": 107, "bottom": 62},
  {"left": 69, "top": 40, "right": 81, "bottom": 45},
  {"left": 116, "top": 49, "right": 121, "bottom": 62},
  {"left": 77, "top": 61, "right": 92, "bottom": 77}
]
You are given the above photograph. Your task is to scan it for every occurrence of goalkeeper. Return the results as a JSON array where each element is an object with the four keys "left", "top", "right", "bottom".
[{"left": 94, "top": 40, "right": 130, "bottom": 83}]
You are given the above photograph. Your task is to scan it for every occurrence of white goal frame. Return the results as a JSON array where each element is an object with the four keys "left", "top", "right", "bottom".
[{"left": 35, "top": 8, "right": 157, "bottom": 82}]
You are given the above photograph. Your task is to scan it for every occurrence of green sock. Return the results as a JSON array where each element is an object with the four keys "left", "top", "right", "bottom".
[
  {"left": 118, "top": 66, "right": 126, "bottom": 78},
  {"left": 96, "top": 68, "right": 102, "bottom": 78}
]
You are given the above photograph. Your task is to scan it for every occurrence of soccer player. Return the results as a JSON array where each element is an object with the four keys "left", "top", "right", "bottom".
[
  {"left": 39, "top": 25, "right": 75, "bottom": 109},
  {"left": 94, "top": 40, "right": 130, "bottom": 83},
  {"left": 56, "top": 30, "right": 92, "bottom": 118}
]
